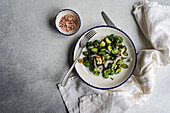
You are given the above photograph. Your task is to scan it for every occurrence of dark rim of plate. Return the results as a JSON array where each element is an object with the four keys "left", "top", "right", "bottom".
[
  {"left": 55, "top": 9, "right": 81, "bottom": 36},
  {"left": 73, "top": 25, "right": 137, "bottom": 90}
]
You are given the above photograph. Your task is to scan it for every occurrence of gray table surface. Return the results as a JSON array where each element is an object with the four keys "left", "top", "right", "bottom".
[{"left": 1, "top": 0, "right": 170, "bottom": 113}]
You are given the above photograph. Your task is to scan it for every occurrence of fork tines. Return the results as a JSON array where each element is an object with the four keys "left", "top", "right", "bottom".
[{"left": 85, "top": 30, "right": 97, "bottom": 40}]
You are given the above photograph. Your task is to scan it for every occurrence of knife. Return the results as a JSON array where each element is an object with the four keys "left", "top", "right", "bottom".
[
  {"left": 101, "top": 11, "right": 139, "bottom": 55},
  {"left": 101, "top": 11, "right": 116, "bottom": 27}
]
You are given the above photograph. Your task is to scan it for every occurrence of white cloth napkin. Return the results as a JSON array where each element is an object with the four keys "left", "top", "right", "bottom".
[{"left": 58, "top": 0, "right": 170, "bottom": 113}]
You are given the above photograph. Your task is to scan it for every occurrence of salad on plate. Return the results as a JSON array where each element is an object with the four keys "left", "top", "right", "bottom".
[{"left": 78, "top": 34, "right": 131, "bottom": 80}]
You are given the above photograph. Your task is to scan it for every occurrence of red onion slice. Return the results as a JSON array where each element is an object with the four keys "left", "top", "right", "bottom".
[
  {"left": 94, "top": 59, "right": 103, "bottom": 73},
  {"left": 104, "top": 60, "right": 113, "bottom": 68},
  {"left": 111, "top": 56, "right": 121, "bottom": 70},
  {"left": 106, "top": 50, "right": 111, "bottom": 54},
  {"left": 97, "top": 65, "right": 103, "bottom": 73},
  {"left": 91, "top": 54, "right": 98, "bottom": 57},
  {"left": 120, "top": 52, "right": 132, "bottom": 62},
  {"left": 94, "top": 59, "right": 99, "bottom": 71}
]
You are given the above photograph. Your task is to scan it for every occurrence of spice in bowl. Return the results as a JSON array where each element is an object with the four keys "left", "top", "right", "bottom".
[
  {"left": 59, "top": 14, "right": 77, "bottom": 33},
  {"left": 55, "top": 9, "right": 81, "bottom": 36}
]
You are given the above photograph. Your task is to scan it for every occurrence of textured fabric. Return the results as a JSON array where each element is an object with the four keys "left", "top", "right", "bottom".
[{"left": 58, "top": 1, "right": 170, "bottom": 113}]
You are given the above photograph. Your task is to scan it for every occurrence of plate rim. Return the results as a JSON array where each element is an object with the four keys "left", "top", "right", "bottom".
[{"left": 73, "top": 25, "right": 137, "bottom": 90}]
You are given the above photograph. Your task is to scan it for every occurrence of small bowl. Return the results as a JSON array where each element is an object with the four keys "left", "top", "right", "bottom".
[{"left": 55, "top": 9, "right": 81, "bottom": 36}]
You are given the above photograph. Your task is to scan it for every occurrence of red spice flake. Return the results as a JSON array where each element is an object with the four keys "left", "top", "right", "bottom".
[{"left": 59, "top": 14, "right": 77, "bottom": 32}]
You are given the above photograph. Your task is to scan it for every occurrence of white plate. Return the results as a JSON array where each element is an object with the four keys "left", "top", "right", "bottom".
[{"left": 73, "top": 25, "right": 137, "bottom": 90}]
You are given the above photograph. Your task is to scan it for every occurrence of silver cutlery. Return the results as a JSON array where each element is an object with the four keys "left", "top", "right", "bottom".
[
  {"left": 61, "top": 30, "right": 97, "bottom": 86},
  {"left": 101, "top": 11, "right": 139, "bottom": 57},
  {"left": 101, "top": 11, "right": 116, "bottom": 27}
]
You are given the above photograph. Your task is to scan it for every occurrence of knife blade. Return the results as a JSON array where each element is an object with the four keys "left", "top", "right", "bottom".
[{"left": 101, "top": 11, "right": 116, "bottom": 27}]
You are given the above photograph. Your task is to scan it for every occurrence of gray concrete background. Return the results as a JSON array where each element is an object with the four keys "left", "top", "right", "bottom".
[{"left": 0, "top": 0, "right": 170, "bottom": 113}]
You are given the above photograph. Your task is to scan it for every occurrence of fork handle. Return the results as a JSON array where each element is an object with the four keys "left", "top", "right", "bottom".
[{"left": 61, "top": 48, "right": 83, "bottom": 86}]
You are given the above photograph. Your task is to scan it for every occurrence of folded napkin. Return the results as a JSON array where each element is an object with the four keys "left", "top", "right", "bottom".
[{"left": 58, "top": 0, "right": 170, "bottom": 113}]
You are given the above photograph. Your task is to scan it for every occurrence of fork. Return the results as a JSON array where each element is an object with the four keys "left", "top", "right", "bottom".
[{"left": 61, "top": 30, "right": 97, "bottom": 86}]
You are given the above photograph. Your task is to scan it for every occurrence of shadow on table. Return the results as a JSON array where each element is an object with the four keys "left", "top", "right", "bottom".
[
  {"left": 56, "top": 35, "right": 80, "bottom": 113},
  {"left": 48, "top": 8, "right": 61, "bottom": 35},
  {"left": 47, "top": 9, "right": 78, "bottom": 113},
  {"left": 67, "top": 36, "right": 80, "bottom": 74},
  {"left": 47, "top": 8, "right": 82, "bottom": 72}
]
